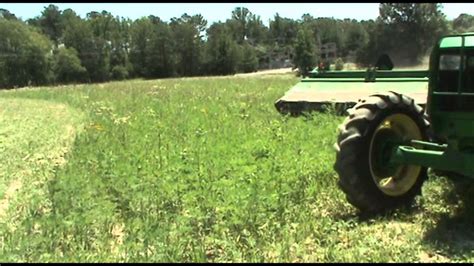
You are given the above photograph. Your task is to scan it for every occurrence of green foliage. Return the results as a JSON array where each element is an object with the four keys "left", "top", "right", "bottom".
[
  {"left": 109, "top": 17, "right": 131, "bottom": 71},
  {"left": 254, "top": 44, "right": 269, "bottom": 70},
  {"left": 0, "top": 4, "right": 466, "bottom": 88},
  {"left": 270, "top": 13, "right": 299, "bottom": 48},
  {"left": 204, "top": 24, "right": 240, "bottom": 75},
  {"left": 38, "top": 4, "right": 63, "bottom": 47},
  {"left": 60, "top": 10, "right": 128, "bottom": 83},
  {"left": 0, "top": 19, "right": 52, "bottom": 89},
  {"left": 452, "top": 13, "right": 474, "bottom": 33},
  {"left": 111, "top": 65, "right": 129, "bottom": 80},
  {"left": 129, "top": 18, "right": 153, "bottom": 77},
  {"left": 355, "top": 20, "right": 378, "bottom": 66},
  {"left": 62, "top": 15, "right": 94, "bottom": 82},
  {"left": 170, "top": 14, "right": 207, "bottom": 76},
  {"left": 0, "top": 8, "right": 18, "bottom": 20},
  {"left": 377, "top": 3, "right": 448, "bottom": 65},
  {"left": 228, "top": 7, "right": 252, "bottom": 44},
  {"left": 144, "top": 19, "right": 176, "bottom": 78},
  {"left": 309, "top": 18, "right": 345, "bottom": 55},
  {"left": 343, "top": 20, "right": 369, "bottom": 59},
  {"left": 293, "top": 26, "right": 317, "bottom": 77},
  {"left": 238, "top": 42, "right": 259, "bottom": 73},
  {"left": 246, "top": 14, "right": 268, "bottom": 46},
  {"left": 83, "top": 12, "right": 115, "bottom": 82},
  {"left": 53, "top": 47, "right": 87, "bottom": 84},
  {"left": 129, "top": 16, "right": 178, "bottom": 78}
]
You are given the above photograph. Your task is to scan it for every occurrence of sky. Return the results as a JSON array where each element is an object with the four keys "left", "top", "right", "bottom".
[{"left": 1, "top": 3, "right": 473, "bottom": 26}]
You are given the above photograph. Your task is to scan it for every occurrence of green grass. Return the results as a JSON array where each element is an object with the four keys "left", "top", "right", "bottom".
[{"left": 0, "top": 74, "right": 474, "bottom": 262}]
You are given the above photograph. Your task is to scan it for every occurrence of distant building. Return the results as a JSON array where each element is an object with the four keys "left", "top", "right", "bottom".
[
  {"left": 320, "top": 42, "right": 337, "bottom": 63},
  {"left": 261, "top": 44, "right": 294, "bottom": 70}
]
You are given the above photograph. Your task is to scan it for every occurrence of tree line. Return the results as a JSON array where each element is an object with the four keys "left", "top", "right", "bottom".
[{"left": 0, "top": 3, "right": 473, "bottom": 89}]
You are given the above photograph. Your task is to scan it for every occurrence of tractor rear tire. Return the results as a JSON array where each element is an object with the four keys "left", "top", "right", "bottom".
[{"left": 334, "top": 91, "right": 431, "bottom": 214}]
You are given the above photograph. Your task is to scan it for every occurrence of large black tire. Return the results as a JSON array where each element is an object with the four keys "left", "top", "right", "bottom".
[{"left": 334, "top": 91, "right": 431, "bottom": 214}]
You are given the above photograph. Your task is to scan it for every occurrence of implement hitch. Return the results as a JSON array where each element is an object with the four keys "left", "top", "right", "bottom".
[{"left": 390, "top": 140, "right": 474, "bottom": 178}]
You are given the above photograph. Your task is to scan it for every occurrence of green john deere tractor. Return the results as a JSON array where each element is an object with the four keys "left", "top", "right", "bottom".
[
  {"left": 275, "top": 32, "right": 474, "bottom": 213},
  {"left": 334, "top": 32, "right": 474, "bottom": 213}
]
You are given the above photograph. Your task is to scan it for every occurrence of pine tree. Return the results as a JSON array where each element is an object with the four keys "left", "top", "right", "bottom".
[{"left": 293, "top": 26, "right": 317, "bottom": 77}]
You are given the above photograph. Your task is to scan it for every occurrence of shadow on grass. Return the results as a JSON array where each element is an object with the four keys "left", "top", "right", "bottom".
[
  {"left": 329, "top": 173, "right": 474, "bottom": 259},
  {"left": 330, "top": 202, "right": 424, "bottom": 224},
  {"left": 421, "top": 176, "right": 474, "bottom": 258}
]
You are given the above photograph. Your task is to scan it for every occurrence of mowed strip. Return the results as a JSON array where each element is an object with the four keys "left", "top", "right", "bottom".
[{"left": 0, "top": 98, "right": 84, "bottom": 218}]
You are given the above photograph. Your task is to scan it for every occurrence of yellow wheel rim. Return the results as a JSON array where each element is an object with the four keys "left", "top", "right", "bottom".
[{"left": 368, "top": 113, "right": 422, "bottom": 196}]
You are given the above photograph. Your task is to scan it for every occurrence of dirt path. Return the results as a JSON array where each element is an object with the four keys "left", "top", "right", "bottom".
[
  {"left": 0, "top": 98, "right": 84, "bottom": 220},
  {"left": 234, "top": 67, "right": 296, "bottom": 77},
  {"left": 233, "top": 60, "right": 428, "bottom": 78},
  {"left": 0, "top": 179, "right": 22, "bottom": 218}
]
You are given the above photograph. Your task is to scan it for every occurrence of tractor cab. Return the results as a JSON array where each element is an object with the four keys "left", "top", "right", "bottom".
[{"left": 427, "top": 33, "right": 474, "bottom": 142}]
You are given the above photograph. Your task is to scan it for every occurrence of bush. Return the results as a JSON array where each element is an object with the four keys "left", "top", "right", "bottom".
[
  {"left": 293, "top": 26, "right": 317, "bottom": 77},
  {"left": 111, "top": 65, "right": 129, "bottom": 80},
  {"left": 53, "top": 47, "right": 87, "bottom": 84},
  {"left": 335, "top": 58, "right": 344, "bottom": 70},
  {"left": 238, "top": 42, "right": 258, "bottom": 73},
  {"left": 0, "top": 19, "right": 52, "bottom": 89}
]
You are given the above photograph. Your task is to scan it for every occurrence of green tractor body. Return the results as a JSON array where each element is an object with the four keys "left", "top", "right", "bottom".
[
  {"left": 391, "top": 33, "right": 474, "bottom": 178},
  {"left": 278, "top": 32, "right": 474, "bottom": 213}
]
